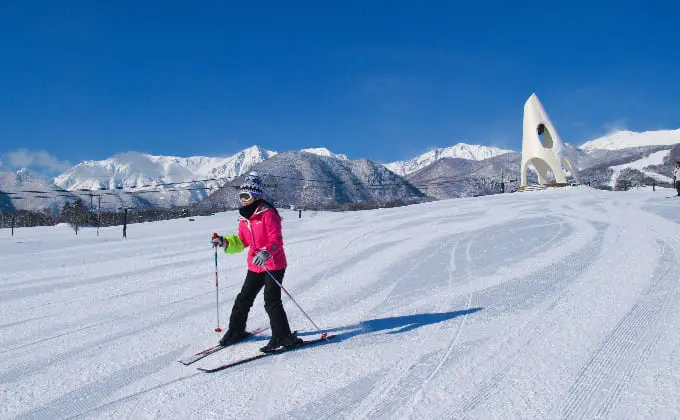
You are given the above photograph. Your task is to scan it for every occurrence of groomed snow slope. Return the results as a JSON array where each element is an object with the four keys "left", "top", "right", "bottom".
[{"left": 2, "top": 187, "right": 680, "bottom": 419}]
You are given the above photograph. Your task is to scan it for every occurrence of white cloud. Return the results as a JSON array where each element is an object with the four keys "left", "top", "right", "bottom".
[{"left": 2, "top": 149, "right": 71, "bottom": 173}]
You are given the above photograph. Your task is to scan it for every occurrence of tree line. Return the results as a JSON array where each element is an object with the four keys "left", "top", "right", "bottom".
[{"left": 0, "top": 199, "right": 219, "bottom": 233}]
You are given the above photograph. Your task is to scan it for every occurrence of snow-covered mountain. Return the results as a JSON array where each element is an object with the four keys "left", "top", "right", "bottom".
[
  {"left": 0, "top": 168, "right": 76, "bottom": 212},
  {"left": 200, "top": 151, "right": 426, "bottom": 209},
  {"left": 52, "top": 146, "right": 277, "bottom": 207},
  {"left": 7, "top": 128, "right": 680, "bottom": 212},
  {"left": 54, "top": 146, "right": 277, "bottom": 190},
  {"left": 300, "top": 147, "right": 348, "bottom": 160},
  {"left": 384, "top": 143, "right": 514, "bottom": 176},
  {"left": 580, "top": 129, "right": 680, "bottom": 152}
]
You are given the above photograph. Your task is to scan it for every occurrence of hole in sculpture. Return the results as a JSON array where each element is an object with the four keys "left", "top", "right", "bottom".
[
  {"left": 526, "top": 158, "right": 556, "bottom": 184},
  {"left": 537, "top": 124, "right": 554, "bottom": 149}
]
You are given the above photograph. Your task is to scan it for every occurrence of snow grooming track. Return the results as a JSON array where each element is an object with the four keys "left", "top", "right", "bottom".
[
  {"left": 289, "top": 207, "right": 486, "bottom": 296},
  {"left": 0, "top": 282, "right": 230, "bottom": 354},
  {"left": 59, "top": 372, "right": 204, "bottom": 420},
  {"left": 394, "top": 218, "right": 600, "bottom": 420},
  {"left": 245, "top": 226, "right": 388, "bottom": 419},
  {"left": 265, "top": 234, "right": 473, "bottom": 420},
  {"left": 396, "top": 218, "right": 607, "bottom": 418},
  {"left": 274, "top": 236, "right": 471, "bottom": 420},
  {"left": 12, "top": 349, "right": 186, "bottom": 420},
  {"left": 346, "top": 235, "right": 475, "bottom": 420},
  {"left": 561, "top": 237, "right": 680, "bottom": 418},
  {"left": 398, "top": 235, "right": 476, "bottom": 419},
  {"left": 8, "top": 188, "right": 680, "bottom": 419},
  {"left": 432, "top": 203, "right": 661, "bottom": 419},
  {"left": 312, "top": 213, "right": 587, "bottom": 420},
  {"left": 367, "top": 214, "right": 571, "bottom": 419},
  {"left": 279, "top": 374, "right": 387, "bottom": 420}
]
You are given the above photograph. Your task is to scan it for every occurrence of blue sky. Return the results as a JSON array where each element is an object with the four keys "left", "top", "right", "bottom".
[{"left": 1, "top": 1, "right": 679, "bottom": 173}]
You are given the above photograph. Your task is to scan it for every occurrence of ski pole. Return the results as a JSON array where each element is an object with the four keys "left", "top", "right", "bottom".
[
  {"left": 264, "top": 268, "right": 326, "bottom": 339},
  {"left": 212, "top": 233, "right": 222, "bottom": 333}
]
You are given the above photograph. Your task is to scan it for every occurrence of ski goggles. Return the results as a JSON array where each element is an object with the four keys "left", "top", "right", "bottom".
[{"left": 238, "top": 191, "right": 253, "bottom": 201}]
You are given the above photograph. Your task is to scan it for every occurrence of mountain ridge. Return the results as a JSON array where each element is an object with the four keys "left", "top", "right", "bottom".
[{"left": 3, "top": 128, "right": 680, "bottom": 211}]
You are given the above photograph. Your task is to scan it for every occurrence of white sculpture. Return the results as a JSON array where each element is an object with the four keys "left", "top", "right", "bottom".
[{"left": 521, "top": 93, "right": 579, "bottom": 187}]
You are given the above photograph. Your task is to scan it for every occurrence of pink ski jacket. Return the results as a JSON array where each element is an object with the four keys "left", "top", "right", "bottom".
[{"left": 222, "top": 201, "right": 287, "bottom": 273}]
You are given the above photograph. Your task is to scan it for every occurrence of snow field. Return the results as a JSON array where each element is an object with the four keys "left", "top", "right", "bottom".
[{"left": 2, "top": 186, "right": 680, "bottom": 419}]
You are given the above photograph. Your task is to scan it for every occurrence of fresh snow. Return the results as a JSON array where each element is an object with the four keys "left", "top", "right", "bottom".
[
  {"left": 54, "top": 147, "right": 278, "bottom": 191},
  {"left": 0, "top": 170, "right": 65, "bottom": 212},
  {"left": 580, "top": 129, "right": 680, "bottom": 152},
  {"left": 300, "top": 148, "right": 349, "bottom": 160},
  {"left": 384, "top": 143, "right": 514, "bottom": 176},
  {"left": 52, "top": 147, "right": 278, "bottom": 207},
  {"left": 3, "top": 187, "right": 680, "bottom": 419},
  {"left": 609, "top": 150, "right": 673, "bottom": 187}
]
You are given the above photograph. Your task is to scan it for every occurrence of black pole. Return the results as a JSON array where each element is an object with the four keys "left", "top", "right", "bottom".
[
  {"left": 11, "top": 215, "right": 15, "bottom": 236},
  {"left": 298, "top": 209, "right": 302, "bottom": 219},
  {"left": 97, "top": 195, "right": 102, "bottom": 236},
  {"left": 123, "top": 208, "right": 128, "bottom": 238}
]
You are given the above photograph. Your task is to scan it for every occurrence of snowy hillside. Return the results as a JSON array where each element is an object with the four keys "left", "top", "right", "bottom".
[
  {"left": 608, "top": 150, "right": 673, "bottom": 188},
  {"left": 300, "top": 147, "right": 348, "bottom": 160},
  {"left": 201, "top": 151, "right": 425, "bottom": 208},
  {"left": 580, "top": 129, "right": 680, "bottom": 152},
  {"left": 3, "top": 187, "right": 680, "bottom": 419},
  {"left": 53, "top": 146, "right": 277, "bottom": 207},
  {"left": 384, "top": 143, "right": 514, "bottom": 176},
  {"left": 54, "top": 146, "right": 277, "bottom": 190},
  {"left": 0, "top": 169, "right": 73, "bottom": 212},
  {"left": 406, "top": 153, "right": 526, "bottom": 199}
]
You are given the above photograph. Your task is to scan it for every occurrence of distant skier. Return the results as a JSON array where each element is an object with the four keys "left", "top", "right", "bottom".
[
  {"left": 211, "top": 171, "right": 302, "bottom": 352},
  {"left": 674, "top": 161, "right": 680, "bottom": 196}
]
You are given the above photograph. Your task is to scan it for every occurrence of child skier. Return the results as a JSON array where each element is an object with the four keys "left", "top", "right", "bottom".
[{"left": 211, "top": 172, "right": 302, "bottom": 352}]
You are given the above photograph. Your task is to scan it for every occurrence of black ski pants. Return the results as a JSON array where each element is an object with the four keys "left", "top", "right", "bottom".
[
  {"left": 676, "top": 180, "right": 680, "bottom": 196},
  {"left": 228, "top": 269, "right": 292, "bottom": 340}
]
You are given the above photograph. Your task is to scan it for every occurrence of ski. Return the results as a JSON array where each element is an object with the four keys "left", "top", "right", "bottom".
[
  {"left": 197, "top": 334, "right": 336, "bottom": 373},
  {"left": 178, "top": 327, "right": 269, "bottom": 365}
]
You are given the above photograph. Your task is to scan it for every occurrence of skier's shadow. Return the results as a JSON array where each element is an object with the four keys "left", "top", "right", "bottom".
[{"left": 297, "top": 308, "right": 483, "bottom": 342}]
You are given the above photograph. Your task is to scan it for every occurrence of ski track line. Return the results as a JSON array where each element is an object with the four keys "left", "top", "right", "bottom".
[
  {"left": 347, "top": 213, "right": 572, "bottom": 419},
  {"left": 5, "top": 267, "right": 233, "bottom": 326},
  {"left": 597, "top": 327, "right": 665, "bottom": 419},
  {"left": 262, "top": 235, "right": 466, "bottom": 420},
  {"left": 438, "top": 219, "right": 609, "bottom": 419},
  {"left": 447, "top": 202, "right": 657, "bottom": 419},
  {"left": 347, "top": 236, "right": 473, "bottom": 420},
  {"left": 12, "top": 349, "right": 187, "bottom": 420},
  {"left": 561, "top": 232, "right": 680, "bottom": 419},
  {"left": 397, "top": 235, "right": 475, "bottom": 420},
  {"left": 561, "top": 294, "right": 664, "bottom": 418},
  {"left": 1, "top": 244, "right": 186, "bottom": 281},
  {"left": 0, "top": 283, "right": 229, "bottom": 354},
  {"left": 251, "top": 225, "right": 395, "bottom": 420},
  {"left": 364, "top": 212, "right": 551, "bottom": 316},
  {"left": 303, "top": 208, "right": 477, "bottom": 282},
  {"left": 287, "top": 209, "right": 506, "bottom": 329},
  {"left": 279, "top": 372, "right": 387, "bottom": 420},
  {"left": 1, "top": 255, "right": 213, "bottom": 310},
  {"left": 398, "top": 217, "right": 573, "bottom": 420},
  {"left": 2, "top": 250, "right": 245, "bottom": 333},
  {"left": 0, "top": 300, "right": 213, "bottom": 385}
]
